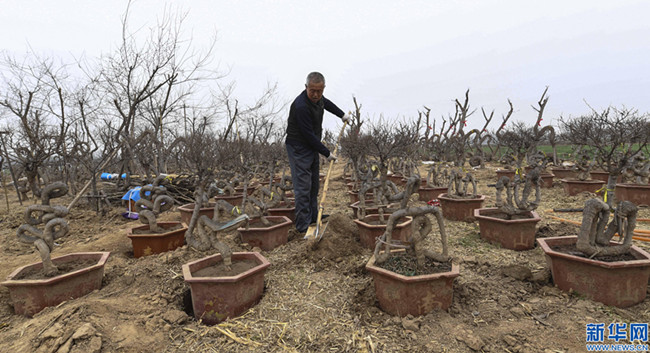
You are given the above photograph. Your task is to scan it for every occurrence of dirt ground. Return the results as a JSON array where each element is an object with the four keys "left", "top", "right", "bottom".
[{"left": 1, "top": 162, "right": 649, "bottom": 353}]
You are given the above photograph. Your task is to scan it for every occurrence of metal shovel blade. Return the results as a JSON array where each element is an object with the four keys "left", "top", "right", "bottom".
[{"left": 215, "top": 214, "right": 250, "bottom": 232}]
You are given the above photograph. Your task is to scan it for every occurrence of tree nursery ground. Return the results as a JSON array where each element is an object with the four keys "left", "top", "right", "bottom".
[{"left": 0, "top": 163, "right": 649, "bottom": 353}]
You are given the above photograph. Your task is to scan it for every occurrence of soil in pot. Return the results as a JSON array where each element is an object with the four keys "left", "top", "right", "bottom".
[
  {"left": 192, "top": 259, "right": 259, "bottom": 277},
  {"left": 376, "top": 253, "right": 452, "bottom": 276},
  {"left": 14, "top": 259, "right": 98, "bottom": 280},
  {"left": 551, "top": 244, "right": 638, "bottom": 262},
  {"left": 131, "top": 223, "right": 184, "bottom": 234}
]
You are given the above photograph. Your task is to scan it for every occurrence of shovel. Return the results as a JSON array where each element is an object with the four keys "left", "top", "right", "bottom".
[{"left": 304, "top": 120, "right": 348, "bottom": 242}]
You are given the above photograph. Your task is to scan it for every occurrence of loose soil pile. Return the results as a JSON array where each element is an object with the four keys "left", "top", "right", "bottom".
[{"left": 0, "top": 162, "right": 649, "bottom": 352}]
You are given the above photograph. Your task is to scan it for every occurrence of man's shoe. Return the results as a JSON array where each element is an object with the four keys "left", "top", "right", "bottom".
[{"left": 310, "top": 214, "right": 329, "bottom": 226}]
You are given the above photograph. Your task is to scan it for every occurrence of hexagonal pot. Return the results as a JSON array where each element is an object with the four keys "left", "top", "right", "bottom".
[
  {"left": 474, "top": 208, "right": 541, "bottom": 250},
  {"left": 347, "top": 190, "right": 374, "bottom": 204},
  {"left": 365, "top": 251, "right": 460, "bottom": 317},
  {"left": 561, "top": 179, "right": 605, "bottom": 196},
  {"left": 215, "top": 193, "right": 244, "bottom": 207},
  {"left": 615, "top": 183, "right": 650, "bottom": 206},
  {"left": 238, "top": 216, "right": 292, "bottom": 251},
  {"left": 183, "top": 252, "right": 270, "bottom": 325},
  {"left": 387, "top": 174, "right": 405, "bottom": 185},
  {"left": 495, "top": 169, "right": 516, "bottom": 181},
  {"left": 267, "top": 201, "right": 296, "bottom": 222},
  {"left": 127, "top": 221, "right": 187, "bottom": 258},
  {"left": 353, "top": 215, "right": 413, "bottom": 249},
  {"left": 349, "top": 201, "right": 398, "bottom": 219},
  {"left": 537, "top": 236, "right": 650, "bottom": 308},
  {"left": 417, "top": 186, "right": 447, "bottom": 202},
  {"left": 535, "top": 173, "right": 555, "bottom": 188},
  {"left": 235, "top": 184, "right": 257, "bottom": 196},
  {"left": 437, "top": 193, "right": 485, "bottom": 222},
  {"left": 2, "top": 252, "right": 110, "bottom": 317},
  {"left": 551, "top": 167, "right": 576, "bottom": 180},
  {"left": 178, "top": 202, "right": 215, "bottom": 225},
  {"left": 589, "top": 171, "right": 622, "bottom": 183}
]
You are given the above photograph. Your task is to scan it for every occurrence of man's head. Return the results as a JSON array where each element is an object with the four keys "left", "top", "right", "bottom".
[{"left": 305, "top": 72, "right": 325, "bottom": 103}]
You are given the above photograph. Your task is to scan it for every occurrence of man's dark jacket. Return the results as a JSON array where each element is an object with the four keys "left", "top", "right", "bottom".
[{"left": 285, "top": 90, "right": 344, "bottom": 157}]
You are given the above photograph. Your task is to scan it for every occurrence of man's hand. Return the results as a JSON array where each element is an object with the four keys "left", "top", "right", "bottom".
[
  {"left": 327, "top": 153, "right": 337, "bottom": 162},
  {"left": 341, "top": 113, "right": 351, "bottom": 123}
]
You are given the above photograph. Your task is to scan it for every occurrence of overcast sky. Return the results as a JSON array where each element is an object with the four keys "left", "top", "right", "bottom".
[{"left": 2, "top": 0, "right": 649, "bottom": 133}]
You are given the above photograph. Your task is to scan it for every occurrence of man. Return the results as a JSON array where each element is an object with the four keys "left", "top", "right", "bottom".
[{"left": 285, "top": 72, "right": 351, "bottom": 234}]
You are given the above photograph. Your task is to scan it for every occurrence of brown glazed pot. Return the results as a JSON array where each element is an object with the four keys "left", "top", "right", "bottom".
[
  {"left": 474, "top": 208, "right": 541, "bottom": 250},
  {"left": 437, "top": 193, "right": 486, "bottom": 222},
  {"left": 589, "top": 171, "right": 623, "bottom": 183},
  {"left": 347, "top": 190, "right": 374, "bottom": 204},
  {"left": 561, "top": 179, "right": 605, "bottom": 196},
  {"left": 238, "top": 216, "right": 292, "bottom": 251},
  {"left": 215, "top": 193, "right": 244, "bottom": 207},
  {"left": 551, "top": 167, "right": 576, "bottom": 180},
  {"left": 183, "top": 252, "right": 270, "bottom": 325},
  {"left": 417, "top": 186, "right": 448, "bottom": 202},
  {"left": 537, "top": 236, "right": 650, "bottom": 308},
  {"left": 127, "top": 221, "right": 187, "bottom": 258},
  {"left": 267, "top": 201, "right": 296, "bottom": 222},
  {"left": 535, "top": 173, "right": 555, "bottom": 188},
  {"left": 349, "top": 201, "right": 398, "bottom": 219},
  {"left": 2, "top": 252, "right": 110, "bottom": 317},
  {"left": 234, "top": 185, "right": 257, "bottom": 196},
  {"left": 615, "top": 183, "right": 650, "bottom": 206},
  {"left": 353, "top": 215, "right": 413, "bottom": 250},
  {"left": 178, "top": 202, "right": 215, "bottom": 225},
  {"left": 387, "top": 174, "right": 405, "bottom": 185},
  {"left": 495, "top": 169, "right": 517, "bottom": 181},
  {"left": 366, "top": 251, "right": 460, "bottom": 317}
]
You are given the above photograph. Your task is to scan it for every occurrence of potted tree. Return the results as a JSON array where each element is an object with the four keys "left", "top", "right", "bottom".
[
  {"left": 181, "top": 134, "right": 268, "bottom": 325},
  {"left": 2, "top": 182, "right": 110, "bottom": 316},
  {"left": 616, "top": 153, "right": 650, "bottom": 206},
  {"left": 474, "top": 170, "right": 542, "bottom": 250},
  {"left": 537, "top": 198, "right": 650, "bottom": 307},
  {"left": 126, "top": 175, "right": 186, "bottom": 258},
  {"left": 237, "top": 191, "right": 292, "bottom": 251},
  {"left": 366, "top": 200, "right": 459, "bottom": 316},
  {"left": 560, "top": 149, "right": 605, "bottom": 196},
  {"left": 561, "top": 106, "right": 650, "bottom": 207}
]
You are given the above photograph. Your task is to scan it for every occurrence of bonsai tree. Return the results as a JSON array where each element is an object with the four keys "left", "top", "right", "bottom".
[
  {"left": 561, "top": 106, "right": 650, "bottom": 205},
  {"left": 16, "top": 182, "right": 69, "bottom": 275},
  {"left": 373, "top": 181, "right": 449, "bottom": 267},
  {"left": 491, "top": 170, "right": 541, "bottom": 219},
  {"left": 576, "top": 198, "right": 637, "bottom": 256},
  {"left": 135, "top": 175, "right": 174, "bottom": 232},
  {"left": 572, "top": 149, "right": 596, "bottom": 181},
  {"left": 621, "top": 153, "right": 650, "bottom": 184}
]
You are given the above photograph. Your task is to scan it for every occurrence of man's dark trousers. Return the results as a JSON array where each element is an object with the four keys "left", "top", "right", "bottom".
[{"left": 286, "top": 143, "right": 320, "bottom": 233}]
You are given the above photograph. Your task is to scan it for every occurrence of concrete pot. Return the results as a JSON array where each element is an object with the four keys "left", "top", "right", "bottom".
[
  {"left": 474, "top": 208, "right": 541, "bottom": 250},
  {"left": 615, "top": 183, "right": 650, "bottom": 206},
  {"left": 183, "top": 252, "right": 270, "bottom": 325},
  {"left": 536, "top": 173, "right": 555, "bottom": 188},
  {"left": 365, "top": 251, "right": 459, "bottom": 317},
  {"left": 353, "top": 214, "right": 413, "bottom": 249},
  {"left": 178, "top": 202, "right": 215, "bottom": 225},
  {"left": 437, "top": 193, "right": 486, "bottom": 222},
  {"left": 2, "top": 252, "right": 110, "bottom": 316},
  {"left": 127, "top": 221, "right": 187, "bottom": 258},
  {"left": 238, "top": 216, "right": 292, "bottom": 251},
  {"left": 537, "top": 236, "right": 650, "bottom": 308},
  {"left": 561, "top": 179, "right": 605, "bottom": 196}
]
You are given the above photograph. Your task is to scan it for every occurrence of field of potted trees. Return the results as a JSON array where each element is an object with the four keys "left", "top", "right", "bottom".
[{"left": 1, "top": 14, "right": 650, "bottom": 351}]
